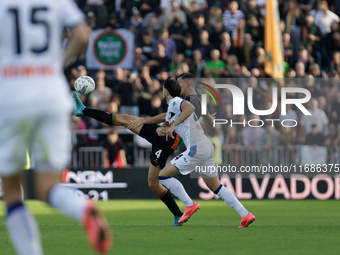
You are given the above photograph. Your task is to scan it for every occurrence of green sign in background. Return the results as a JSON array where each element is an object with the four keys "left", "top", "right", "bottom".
[{"left": 94, "top": 32, "right": 126, "bottom": 65}]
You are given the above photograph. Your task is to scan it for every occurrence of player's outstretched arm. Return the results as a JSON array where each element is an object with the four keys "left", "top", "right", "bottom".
[
  {"left": 203, "top": 112, "right": 216, "bottom": 126},
  {"left": 166, "top": 101, "right": 194, "bottom": 140},
  {"left": 127, "top": 113, "right": 166, "bottom": 129},
  {"left": 64, "top": 22, "right": 90, "bottom": 67}
]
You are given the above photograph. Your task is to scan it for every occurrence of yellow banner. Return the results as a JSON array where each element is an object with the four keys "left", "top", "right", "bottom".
[{"left": 265, "top": 0, "right": 284, "bottom": 79}]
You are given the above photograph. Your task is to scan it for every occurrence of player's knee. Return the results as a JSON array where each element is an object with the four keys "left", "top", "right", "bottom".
[{"left": 148, "top": 176, "right": 161, "bottom": 193}]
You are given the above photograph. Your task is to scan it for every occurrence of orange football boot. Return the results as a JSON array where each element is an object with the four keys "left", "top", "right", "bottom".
[
  {"left": 178, "top": 202, "right": 200, "bottom": 224},
  {"left": 238, "top": 212, "right": 256, "bottom": 228},
  {"left": 83, "top": 203, "right": 113, "bottom": 254}
]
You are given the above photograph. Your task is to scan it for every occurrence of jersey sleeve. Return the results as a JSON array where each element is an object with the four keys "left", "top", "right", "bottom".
[{"left": 59, "top": 0, "right": 85, "bottom": 28}]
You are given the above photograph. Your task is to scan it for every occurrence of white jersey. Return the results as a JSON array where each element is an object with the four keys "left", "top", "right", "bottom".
[
  {"left": 166, "top": 97, "right": 209, "bottom": 147},
  {"left": 0, "top": 0, "right": 84, "bottom": 112}
]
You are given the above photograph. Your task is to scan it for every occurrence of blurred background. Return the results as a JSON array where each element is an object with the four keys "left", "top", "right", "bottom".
[{"left": 64, "top": 0, "right": 340, "bottom": 169}]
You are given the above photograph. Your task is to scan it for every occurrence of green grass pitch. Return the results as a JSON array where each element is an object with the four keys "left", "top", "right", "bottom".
[{"left": 1, "top": 199, "right": 339, "bottom": 255}]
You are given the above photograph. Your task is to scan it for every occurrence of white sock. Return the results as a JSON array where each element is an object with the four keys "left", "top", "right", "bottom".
[
  {"left": 159, "top": 177, "right": 194, "bottom": 207},
  {"left": 6, "top": 203, "right": 43, "bottom": 255},
  {"left": 48, "top": 184, "right": 87, "bottom": 221},
  {"left": 216, "top": 186, "right": 249, "bottom": 217}
]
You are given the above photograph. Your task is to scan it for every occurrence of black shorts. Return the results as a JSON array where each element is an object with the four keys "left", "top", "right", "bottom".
[{"left": 139, "top": 124, "right": 180, "bottom": 169}]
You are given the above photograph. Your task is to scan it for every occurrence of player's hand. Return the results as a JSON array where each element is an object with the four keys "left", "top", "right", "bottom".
[
  {"left": 166, "top": 125, "right": 176, "bottom": 141},
  {"left": 156, "top": 127, "right": 167, "bottom": 136},
  {"left": 209, "top": 112, "right": 217, "bottom": 119},
  {"left": 127, "top": 118, "right": 145, "bottom": 130}
]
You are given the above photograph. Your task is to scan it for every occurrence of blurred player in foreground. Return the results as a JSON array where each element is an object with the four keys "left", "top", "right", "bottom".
[
  {"left": 158, "top": 79, "right": 255, "bottom": 227},
  {"left": 0, "top": 0, "right": 112, "bottom": 254}
]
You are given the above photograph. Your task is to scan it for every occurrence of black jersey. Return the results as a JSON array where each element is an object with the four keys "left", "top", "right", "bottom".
[{"left": 184, "top": 94, "right": 202, "bottom": 119}]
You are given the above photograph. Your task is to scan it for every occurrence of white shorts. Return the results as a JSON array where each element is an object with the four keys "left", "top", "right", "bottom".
[
  {"left": 0, "top": 108, "right": 71, "bottom": 176},
  {"left": 170, "top": 140, "right": 218, "bottom": 177}
]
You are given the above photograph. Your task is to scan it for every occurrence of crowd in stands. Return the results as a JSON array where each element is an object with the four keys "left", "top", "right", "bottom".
[{"left": 67, "top": 0, "right": 340, "bottom": 167}]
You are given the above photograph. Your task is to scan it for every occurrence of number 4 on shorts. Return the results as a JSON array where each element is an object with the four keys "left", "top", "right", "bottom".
[{"left": 155, "top": 149, "right": 162, "bottom": 158}]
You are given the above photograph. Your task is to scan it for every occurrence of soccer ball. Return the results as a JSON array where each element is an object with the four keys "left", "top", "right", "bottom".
[{"left": 74, "top": 76, "right": 96, "bottom": 95}]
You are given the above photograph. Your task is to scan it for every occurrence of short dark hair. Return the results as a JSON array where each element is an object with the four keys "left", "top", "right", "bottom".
[
  {"left": 176, "top": 72, "right": 194, "bottom": 80},
  {"left": 163, "top": 78, "right": 181, "bottom": 97}
]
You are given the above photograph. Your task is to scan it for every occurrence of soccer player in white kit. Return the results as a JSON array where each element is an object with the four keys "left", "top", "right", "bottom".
[
  {"left": 158, "top": 79, "right": 256, "bottom": 227},
  {"left": 0, "top": 0, "right": 112, "bottom": 254}
]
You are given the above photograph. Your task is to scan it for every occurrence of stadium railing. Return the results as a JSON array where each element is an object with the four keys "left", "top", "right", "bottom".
[{"left": 71, "top": 129, "right": 340, "bottom": 168}]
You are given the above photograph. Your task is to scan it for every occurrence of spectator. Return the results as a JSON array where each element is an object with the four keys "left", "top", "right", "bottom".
[
  {"left": 137, "top": 0, "right": 160, "bottom": 18},
  {"left": 301, "top": 13, "right": 322, "bottom": 67},
  {"left": 86, "top": 11, "right": 99, "bottom": 30},
  {"left": 310, "top": 0, "right": 339, "bottom": 36},
  {"left": 325, "top": 21, "right": 340, "bottom": 60},
  {"left": 295, "top": 62, "right": 306, "bottom": 78},
  {"left": 160, "top": 0, "right": 189, "bottom": 15},
  {"left": 296, "top": 47, "right": 311, "bottom": 71},
  {"left": 87, "top": 0, "right": 108, "bottom": 28},
  {"left": 263, "top": 124, "right": 280, "bottom": 150},
  {"left": 325, "top": 123, "right": 338, "bottom": 147},
  {"left": 169, "top": 17, "right": 187, "bottom": 53},
  {"left": 132, "top": 47, "right": 148, "bottom": 73},
  {"left": 246, "top": 14, "right": 264, "bottom": 44},
  {"left": 204, "top": 49, "right": 226, "bottom": 78},
  {"left": 77, "top": 65, "right": 87, "bottom": 77},
  {"left": 330, "top": 91, "right": 340, "bottom": 126},
  {"left": 148, "top": 43, "right": 171, "bottom": 76},
  {"left": 283, "top": 32, "right": 295, "bottom": 67},
  {"left": 170, "top": 53, "right": 185, "bottom": 73},
  {"left": 238, "top": 33, "right": 256, "bottom": 69},
  {"left": 184, "top": 0, "right": 208, "bottom": 14},
  {"left": 222, "top": 0, "right": 245, "bottom": 47},
  {"left": 107, "top": 68, "right": 125, "bottom": 93},
  {"left": 142, "top": 7, "right": 166, "bottom": 31},
  {"left": 330, "top": 51, "right": 340, "bottom": 75},
  {"left": 242, "top": 115, "right": 266, "bottom": 148},
  {"left": 192, "top": 49, "right": 206, "bottom": 78},
  {"left": 89, "top": 78, "right": 112, "bottom": 111},
  {"left": 105, "top": 13, "right": 121, "bottom": 29},
  {"left": 244, "top": 0, "right": 263, "bottom": 22},
  {"left": 306, "top": 124, "right": 326, "bottom": 146},
  {"left": 278, "top": 126, "right": 297, "bottom": 164},
  {"left": 283, "top": 0, "right": 305, "bottom": 32},
  {"left": 149, "top": 95, "right": 165, "bottom": 116},
  {"left": 300, "top": 98, "right": 329, "bottom": 136},
  {"left": 253, "top": 47, "right": 266, "bottom": 77},
  {"left": 279, "top": 103, "right": 298, "bottom": 127},
  {"left": 183, "top": 32, "right": 194, "bottom": 59},
  {"left": 137, "top": 30, "right": 154, "bottom": 60},
  {"left": 152, "top": 28, "right": 177, "bottom": 61},
  {"left": 71, "top": 116, "right": 88, "bottom": 149},
  {"left": 194, "top": 29, "right": 214, "bottom": 60},
  {"left": 104, "top": 129, "right": 128, "bottom": 168},
  {"left": 127, "top": 7, "right": 144, "bottom": 34},
  {"left": 117, "top": 71, "right": 142, "bottom": 117},
  {"left": 208, "top": 6, "right": 223, "bottom": 27},
  {"left": 137, "top": 65, "right": 161, "bottom": 116},
  {"left": 165, "top": 0, "right": 187, "bottom": 27},
  {"left": 299, "top": 0, "right": 316, "bottom": 14},
  {"left": 220, "top": 32, "right": 236, "bottom": 63},
  {"left": 210, "top": 19, "right": 225, "bottom": 49},
  {"left": 190, "top": 13, "right": 212, "bottom": 48}
]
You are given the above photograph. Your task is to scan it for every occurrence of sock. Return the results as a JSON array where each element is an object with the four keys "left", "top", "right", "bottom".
[
  {"left": 6, "top": 202, "right": 43, "bottom": 255},
  {"left": 83, "top": 108, "right": 114, "bottom": 125},
  {"left": 214, "top": 184, "right": 249, "bottom": 217},
  {"left": 159, "top": 188, "right": 183, "bottom": 217},
  {"left": 48, "top": 184, "right": 87, "bottom": 221},
  {"left": 159, "top": 177, "right": 194, "bottom": 207}
]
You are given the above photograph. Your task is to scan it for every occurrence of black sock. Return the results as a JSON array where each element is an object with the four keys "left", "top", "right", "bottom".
[
  {"left": 83, "top": 108, "right": 114, "bottom": 125},
  {"left": 159, "top": 189, "right": 182, "bottom": 217}
]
